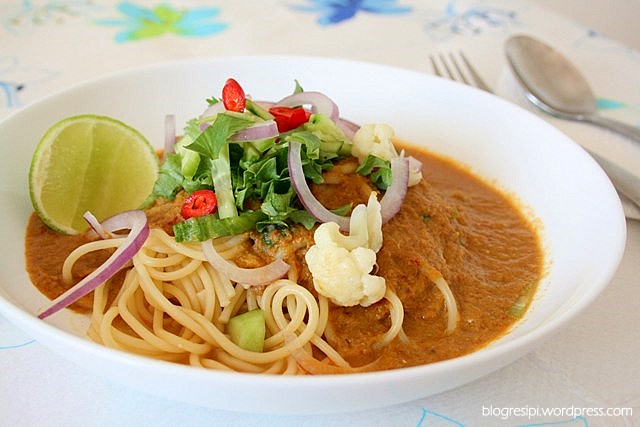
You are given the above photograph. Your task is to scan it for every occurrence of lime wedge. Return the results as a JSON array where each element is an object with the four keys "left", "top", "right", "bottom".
[{"left": 29, "top": 114, "right": 159, "bottom": 234}]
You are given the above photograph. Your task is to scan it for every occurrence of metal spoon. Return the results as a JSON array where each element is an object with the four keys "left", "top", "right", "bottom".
[
  {"left": 505, "top": 34, "right": 640, "bottom": 217},
  {"left": 505, "top": 34, "right": 640, "bottom": 144}
]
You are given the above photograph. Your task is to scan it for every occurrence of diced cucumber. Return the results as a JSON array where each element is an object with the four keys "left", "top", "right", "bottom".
[
  {"left": 245, "top": 99, "right": 274, "bottom": 121},
  {"left": 304, "top": 114, "right": 352, "bottom": 157},
  {"left": 319, "top": 140, "right": 343, "bottom": 153},
  {"left": 227, "top": 309, "right": 266, "bottom": 352},
  {"left": 175, "top": 135, "right": 201, "bottom": 179}
]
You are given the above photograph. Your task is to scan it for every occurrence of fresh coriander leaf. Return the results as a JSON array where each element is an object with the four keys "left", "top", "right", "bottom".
[
  {"left": 288, "top": 203, "right": 352, "bottom": 230},
  {"left": 253, "top": 157, "right": 279, "bottom": 183},
  {"left": 331, "top": 203, "right": 353, "bottom": 216},
  {"left": 355, "top": 154, "right": 388, "bottom": 175},
  {"left": 235, "top": 187, "right": 248, "bottom": 209},
  {"left": 370, "top": 167, "right": 392, "bottom": 190},
  {"left": 261, "top": 183, "right": 296, "bottom": 218},
  {"left": 287, "top": 209, "right": 316, "bottom": 229},
  {"left": 141, "top": 153, "right": 184, "bottom": 207},
  {"left": 356, "top": 154, "right": 392, "bottom": 190},
  {"left": 184, "top": 118, "right": 203, "bottom": 141},
  {"left": 182, "top": 177, "right": 210, "bottom": 193},
  {"left": 186, "top": 113, "right": 253, "bottom": 160},
  {"left": 283, "top": 131, "right": 320, "bottom": 160}
]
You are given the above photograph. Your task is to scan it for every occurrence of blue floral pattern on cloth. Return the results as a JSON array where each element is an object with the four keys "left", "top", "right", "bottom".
[
  {"left": 416, "top": 408, "right": 590, "bottom": 426},
  {"left": 597, "top": 98, "right": 627, "bottom": 110},
  {"left": 0, "top": 316, "right": 35, "bottom": 350},
  {"left": 416, "top": 409, "right": 466, "bottom": 426},
  {"left": 3, "top": 0, "right": 100, "bottom": 35},
  {"left": 0, "top": 79, "right": 23, "bottom": 108},
  {"left": 95, "top": 2, "right": 228, "bottom": 42},
  {"left": 424, "top": 0, "right": 518, "bottom": 40},
  {"left": 291, "top": 0, "right": 412, "bottom": 26},
  {"left": 0, "top": 56, "right": 59, "bottom": 108}
]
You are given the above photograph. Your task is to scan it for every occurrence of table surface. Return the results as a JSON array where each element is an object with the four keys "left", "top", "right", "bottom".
[
  {"left": 531, "top": 0, "right": 640, "bottom": 51},
  {"left": 1, "top": 1, "right": 639, "bottom": 426}
]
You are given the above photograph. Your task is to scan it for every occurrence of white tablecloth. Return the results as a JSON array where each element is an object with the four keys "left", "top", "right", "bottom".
[{"left": 1, "top": 1, "right": 638, "bottom": 425}]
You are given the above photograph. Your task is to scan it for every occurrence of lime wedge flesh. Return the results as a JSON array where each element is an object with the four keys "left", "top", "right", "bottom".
[{"left": 29, "top": 114, "right": 159, "bottom": 234}]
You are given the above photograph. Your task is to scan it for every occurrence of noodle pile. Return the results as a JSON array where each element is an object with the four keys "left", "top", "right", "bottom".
[{"left": 62, "top": 228, "right": 409, "bottom": 374}]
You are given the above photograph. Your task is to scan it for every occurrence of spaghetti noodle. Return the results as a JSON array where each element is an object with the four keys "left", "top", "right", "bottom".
[{"left": 77, "top": 228, "right": 406, "bottom": 374}]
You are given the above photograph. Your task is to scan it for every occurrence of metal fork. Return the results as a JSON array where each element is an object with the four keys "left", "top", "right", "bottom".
[{"left": 429, "top": 52, "right": 491, "bottom": 92}]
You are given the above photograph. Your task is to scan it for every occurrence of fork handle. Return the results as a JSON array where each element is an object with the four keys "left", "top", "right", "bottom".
[{"left": 583, "top": 113, "right": 640, "bottom": 145}]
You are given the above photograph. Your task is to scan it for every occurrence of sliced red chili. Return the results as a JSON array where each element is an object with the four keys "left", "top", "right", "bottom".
[
  {"left": 181, "top": 189, "right": 218, "bottom": 219},
  {"left": 221, "top": 78, "right": 246, "bottom": 112},
  {"left": 268, "top": 106, "right": 311, "bottom": 132}
]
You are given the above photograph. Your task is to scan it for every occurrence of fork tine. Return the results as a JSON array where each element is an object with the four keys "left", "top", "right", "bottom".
[
  {"left": 448, "top": 52, "right": 472, "bottom": 86},
  {"left": 429, "top": 55, "right": 444, "bottom": 77},
  {"left": 430, "top": 53, "right": 456, "bottom": 80},
  {"left": 429, "top": 51, "right": 491, "bottom": 93},
  {"left": 458, "top": 51, "right": 491, "bottom": 92}
]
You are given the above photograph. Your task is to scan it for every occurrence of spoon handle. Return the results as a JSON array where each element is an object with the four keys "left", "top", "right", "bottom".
[{"left": 584, "top": 114, "right": 640, "bottom": 144}]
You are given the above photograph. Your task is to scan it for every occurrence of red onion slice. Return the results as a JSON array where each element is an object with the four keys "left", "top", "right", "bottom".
[
  {"left": 37, "top": 210, "right": 149, "bottom": 319},
  {"left": 200, "top": 102, "right": 227, "bottom": 131},
  {"left": 274, "top": 91, "right": 339, "bottom": 123},
  {"left": 230, "top": 120, "right": 279, "bottom": 142},
  {"left": 86, "top": 209, "right": 144, "bottom": 238},
  {"left": 201, "top": 239, "right": 289, "bottom": 286},
  {"left": 408, "top": 155, "right": 422, "bottom": 173},
  {"left": 83, "top": 211, "right": 110, "bottom": 240},
  {"left": 287, "top": 140, "right": 350, "bottom": 231},
  {"left": 380, "top": 156, "right": 410, "bottom": 223},
  {"left": 201, "top": 101, "right": 227, "bottom": 119}
]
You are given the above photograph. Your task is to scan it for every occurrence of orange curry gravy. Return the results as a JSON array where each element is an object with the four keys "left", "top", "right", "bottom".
[{"left": 25, "top": 144, "right": 544, "bottom": 371}]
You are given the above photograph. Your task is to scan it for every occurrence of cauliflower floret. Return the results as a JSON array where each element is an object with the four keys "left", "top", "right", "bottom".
[
  {"left": 304, "top": 193, "right": 386, "bottom": 307},
  {"left": 306, "top": 243, "right": 384, "bottom": 307},
  {"left": 325, "top": 193, "right": 381, "bottom": 252},
  {"left": 352, "top": 123, "right": 398, "bottom": 163},
  {"left": 352, "top": 123, "right": 422, "bottom": 187},
  {"left": 364, "top": 192, "right": 382, "bottom": 252}
]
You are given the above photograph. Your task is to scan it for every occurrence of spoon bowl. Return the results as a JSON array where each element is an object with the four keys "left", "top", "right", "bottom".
[
  {"left": 505, "top": 34, "right": 640, "bottom": 144},
  {"left": 505, "top": 35, "right": 596, "bottom": 117}
]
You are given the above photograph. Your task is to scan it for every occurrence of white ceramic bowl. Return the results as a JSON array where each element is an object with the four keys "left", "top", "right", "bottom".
[{"left": 0, "top": 56, "right": 626, "bottom": 414}]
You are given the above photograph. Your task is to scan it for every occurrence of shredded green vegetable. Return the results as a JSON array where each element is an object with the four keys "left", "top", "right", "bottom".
[
  {"left": 144, "top": 82, "right": 358, "bottom": 242},
  {"left": 508, "top": 282, "right": 537, "bottom": 318},
  {"left": 356, "top": 154, "right": 392, "bottom": 190},
  {"left": 173, "top": 210, "right": 267, "bottom": 243}
]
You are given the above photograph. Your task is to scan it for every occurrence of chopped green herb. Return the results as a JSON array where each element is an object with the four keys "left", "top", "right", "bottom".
[
  {"left": 144, "top": 81, "right": 355, "bottom": 241},
  {"left": 356, "top": 154, "right": 392, "bottom": 190},
  {"left": 508, "top": 282, "right": 537, "bottom": 318}
]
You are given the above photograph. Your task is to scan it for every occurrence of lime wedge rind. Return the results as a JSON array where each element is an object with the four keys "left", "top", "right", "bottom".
[{"left": 29, "top": 114, "right": 159, "bottom": 235}]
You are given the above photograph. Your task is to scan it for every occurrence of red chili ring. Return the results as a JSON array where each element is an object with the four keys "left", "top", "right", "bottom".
[{"left": 181, "top": 189, "right": 218, "bottom": 219}]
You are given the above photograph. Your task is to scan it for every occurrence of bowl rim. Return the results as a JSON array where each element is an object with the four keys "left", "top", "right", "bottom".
[{"left": 0, "top": 54, "right": 628, "bottom": 412}]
